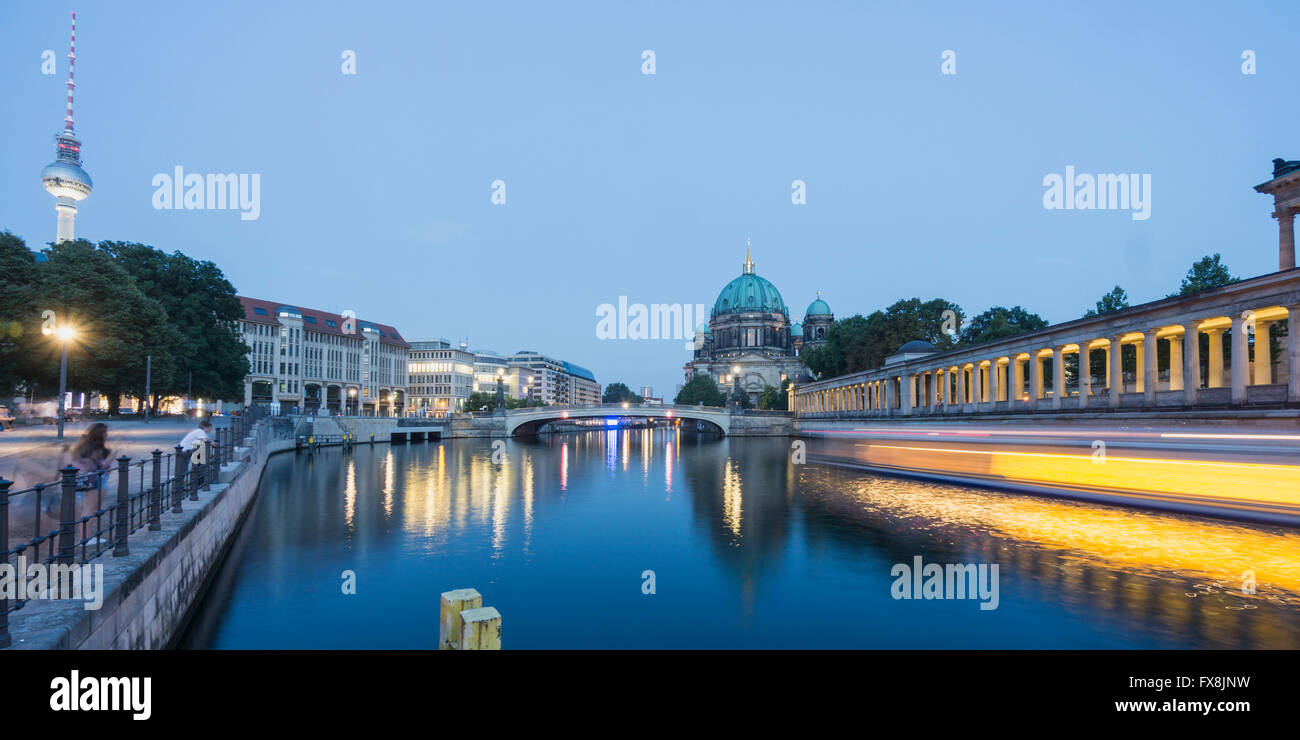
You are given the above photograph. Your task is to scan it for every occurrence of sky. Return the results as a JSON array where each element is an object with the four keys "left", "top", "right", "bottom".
[{"left": 2, "top": 1, "right": 1296, "bottom": 397}]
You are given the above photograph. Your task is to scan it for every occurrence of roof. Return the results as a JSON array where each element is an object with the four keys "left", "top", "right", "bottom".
[
  {"left": 896, "top": 339, "right": 938, "bottom": 354},
  {"left": 237, "top": 296, "right": 409, "bottom": 348},
  {"left": 713, "top": 272, "right": 788, "bottom": 317},
  {"left": 562, "top": 361, "right": 597, "bottom": 382},
  {"left": 805, "top": 297, "right": 832, "bottom": 317}
]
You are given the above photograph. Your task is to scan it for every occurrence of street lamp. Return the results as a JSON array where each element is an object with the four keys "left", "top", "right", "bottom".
[
  {"left": 54, "top": 325, "right": 76, "bottom": 440},
  {"left": 348, "top": 387, "right": 357, "bottom": 415}
]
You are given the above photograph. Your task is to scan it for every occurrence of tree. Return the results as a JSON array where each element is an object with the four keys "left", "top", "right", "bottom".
[
  {"left": 1172, "top": 254, "right": 1238, "bottom": 297},
  {"left": 963, "top": 306, "right": 1049, "bottom": 345},
  {"left": 0, "top": 231, "right": 38, "bottom": 397},
  {"left": 1083, "top": 286, "right": 1129, "bottom": 318},
  {"left": 31, "top": 241, "right": 175, "bottom": 414},
  {"left": 674, "top": 375, "right": 726, "bottom": 407},
  {"left": 758, "top": 378, "right": 791, "bottom": 410},
  {"left": 102, "top": 242, "right": 249, "bottom": 405},
  {"left": 602, "top": 382, "right": 643, "bottom": 404},
  {"left": 803, "top": 298, "right": 964, "bottom": 379}
]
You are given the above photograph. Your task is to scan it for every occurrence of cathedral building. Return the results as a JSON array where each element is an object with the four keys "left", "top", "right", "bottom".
[{"left": 684, "top": 250, "right": 833, "bottom": 406}]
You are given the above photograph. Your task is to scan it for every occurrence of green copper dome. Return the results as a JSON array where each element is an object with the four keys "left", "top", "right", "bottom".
[
  {"left": 805, "top": 295, "right": 832, "bottom": 317},
  {"left": 712, "top": 251, "right": 788, "bottom": 317}
]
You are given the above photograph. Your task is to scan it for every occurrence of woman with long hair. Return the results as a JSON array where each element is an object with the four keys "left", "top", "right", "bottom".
[{"left": 53, "top": 422, "right": 114, "bottom": 532}]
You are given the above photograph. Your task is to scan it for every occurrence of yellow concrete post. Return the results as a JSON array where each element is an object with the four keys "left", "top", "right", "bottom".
[
  {"left": 459, "top": 606, "right": 502, "bottom": 650},
  {"left": 440, "top": 588, "right": 482, "bottom": 650}
]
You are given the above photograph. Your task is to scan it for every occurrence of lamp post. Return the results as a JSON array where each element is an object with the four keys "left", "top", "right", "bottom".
[
  {"left": 55, "top": 325, "right": 76, "bottom": 440},
  {"left": 731, "top": 364, "right": 742, "bottom": 408},
  {"left": 348, "top": 387, "right": 357, "bottom": 416}
]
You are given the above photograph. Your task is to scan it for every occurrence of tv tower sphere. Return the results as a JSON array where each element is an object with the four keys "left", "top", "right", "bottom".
[{"left": 41, "top": 11, "right": 92, "bottom": 244}]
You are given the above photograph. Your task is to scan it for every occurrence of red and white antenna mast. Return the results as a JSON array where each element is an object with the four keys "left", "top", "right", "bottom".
[{"left": 65, "top": 11, "right": 77, "bottom": 131}]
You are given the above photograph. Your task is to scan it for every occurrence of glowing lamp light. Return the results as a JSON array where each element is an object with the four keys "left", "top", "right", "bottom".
[
  {"left": 622, "top": 402, "right": 629, "bottom": 409},
  {"left": 55, "top": 325, "right": 77, "bottom": 341}
]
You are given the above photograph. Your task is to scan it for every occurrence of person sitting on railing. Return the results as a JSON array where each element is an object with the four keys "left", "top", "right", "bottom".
[
  {"left": 177, "top": 419, "right": 213, "bottom": 486},
  {"left": 51, "top": 422, "right": 112, "bottom": 525}
]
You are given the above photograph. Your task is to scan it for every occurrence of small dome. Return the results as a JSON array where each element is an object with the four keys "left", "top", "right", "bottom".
[
  {"left": 790, "top": 322, "right": 803, "bottom": 336},
  {"left": 805, "top": 297, "right": 831, "bottom": 317},
  {"left": 896, "top": 339, "right": 938, "bottom": 354}
]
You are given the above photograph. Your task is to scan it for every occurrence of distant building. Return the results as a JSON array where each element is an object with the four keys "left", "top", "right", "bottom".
[
  {"left": 684, "top": 249, "right": 824, "bottom": 406},
  {"left": 237, "top": 297, "right": 409, "bottom": 415},
  {"left": 508, "top": 351, "right": 600, "bottom": 405},
  {"left": 640, "top": 385, "right": 653, "bottom": 399},
  {"left": 408, "top": 339, "right": 475, "bottom": 417}
]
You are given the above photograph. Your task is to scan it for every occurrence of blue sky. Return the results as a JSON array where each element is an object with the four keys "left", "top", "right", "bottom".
[{"left": 2, "top": 1, "right": 1296, "bottom": 397}]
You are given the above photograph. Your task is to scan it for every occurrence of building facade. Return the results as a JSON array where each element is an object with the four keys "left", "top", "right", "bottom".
[
  {"left": 238, "top": 297, "right": 409, "bottom": 416},
  {"left": 684, "top": 251, "right": 826, "bottom": 406},
  {"left": 407, "top": 339, "right": 475, "bottom": 417},
  {"left": 508, "top": 351, "right": 601, "bottom": 405}
]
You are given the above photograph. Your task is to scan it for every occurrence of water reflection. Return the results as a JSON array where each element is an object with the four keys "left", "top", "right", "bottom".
[{"left": 180, "top": 429, "right": 1300, "bottom": 649}]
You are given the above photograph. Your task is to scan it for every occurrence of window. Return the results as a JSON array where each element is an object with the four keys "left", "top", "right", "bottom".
[
  {"left": 326, "top": 320, "right": 337, "bottom": 327},
  {"left": 253, "top": 307, "right": 268, "bottom": 316}
]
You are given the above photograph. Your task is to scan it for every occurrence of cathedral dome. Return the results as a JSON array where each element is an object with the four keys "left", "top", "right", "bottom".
[
  {"left": 712, "top": 251, "right": 787, "bottom": 317},
  {"left": 805, "top": 296, "right": 832, "bottom": 317}
]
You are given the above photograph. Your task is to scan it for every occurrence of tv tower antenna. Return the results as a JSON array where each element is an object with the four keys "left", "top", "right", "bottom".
[{"left": 41, "top": 10, "right": 93, "bottom": 244}]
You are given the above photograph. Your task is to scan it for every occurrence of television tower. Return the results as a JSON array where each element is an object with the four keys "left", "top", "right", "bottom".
[{"left": 40, "top": 11, "right": 93, "bottom": 244}]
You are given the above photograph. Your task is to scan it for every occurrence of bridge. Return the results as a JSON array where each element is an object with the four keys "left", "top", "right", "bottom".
[{"left": 503, "top": 403, "right": 734, "bottom": 436}]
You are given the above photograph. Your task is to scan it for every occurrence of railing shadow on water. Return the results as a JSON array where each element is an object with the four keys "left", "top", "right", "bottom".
[{"left": 0, "top": 405, "right": 276, "bottom": 648}]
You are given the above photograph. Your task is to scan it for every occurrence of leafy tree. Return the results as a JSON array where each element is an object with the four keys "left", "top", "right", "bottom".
[
  {"left": 963, "top": 306, "right": 1049, "bottom": 345},
  {"left": 461, "top": 391, "right": 539, "bottom": 413},
  {"left": 31, "top": 241, "right": 174, "bottom": 414},
  {"left": 1171, "top": 254, "right": 1238, "bottom": 297},
  {"left": 602, "top": 382, "right": 643, "bottom": 404},
  {"left": 1083, "top": 286, "right": 1129, "bottom": 318},
  {"left": 102, "top": 242, "right": 248, "bottom": 405},
  {"left": 674, "top": 375, "right": 726, "bottom": 407},
  {"left": 0, "top": 231, "right": 38, "bottom": 396},
  {"left": 758, "top": 378, "right": 791, "bottom": 410},
  {"left": 804, "top": 298, "right": 964, "bottom": 379}
]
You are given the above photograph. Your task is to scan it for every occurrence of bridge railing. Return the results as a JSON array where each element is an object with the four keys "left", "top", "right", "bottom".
[{"left": 0, "top": 408, "right": 267, "bottom": 649}]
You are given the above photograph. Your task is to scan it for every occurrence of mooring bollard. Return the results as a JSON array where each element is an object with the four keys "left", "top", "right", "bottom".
[
  {"left": 0, "top": 478, "right": 12, "bottom": 648},
  {"left": 459, "top": 607, "right": 502, "bottom": 650},
  {"left": 440, "top": 588, "right": 481, "bottom": 650}
]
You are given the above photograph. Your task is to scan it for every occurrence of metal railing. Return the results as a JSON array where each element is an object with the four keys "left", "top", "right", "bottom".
[{"left": 0, "top": 405, "right": 268, "bottom": 648}]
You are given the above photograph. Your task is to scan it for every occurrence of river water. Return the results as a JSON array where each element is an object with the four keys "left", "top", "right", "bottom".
[{"left": 179, "top": 429, "right": 1300, "bottom": 649}]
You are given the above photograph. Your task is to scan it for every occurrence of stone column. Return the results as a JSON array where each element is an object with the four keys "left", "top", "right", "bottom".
[
  {"left": 1051, "top": 346, "right": 1067, "bottom": 409},
  {"left": 903, "top": 374, "right": 915, "bottom": 415},
  {"left": 981, "top": 362, "right": 992, "bottom": 404},
  {"left": 1231, "top": 314, "right": 1250, "bottom": 403},
  {"left": 1143, "top": 329, "right": 1159, "bottom": 404},
  {"left": 1169, "top": 337, "right": 1184, "bottom": 391},
  {"left": 1079, "top": 344, "right": 1092, "bottom": 400},
  {"left": 1109, "top": 336, "right": 1124, "bottom": 408},
  {"left": 1206, "top": 329, "right": 1225, "bottom": 388},
  {"left": 1278, "top": 208, "right": 1296, "bottom": 271},
  {"left": 1011, "top": 356, "right": 1024, "bottom": 407},
  {"left": 1029, "top": 351, "right": 1043, "bottom": 410},
  {"left": 1134, "top": 336, "right": 1146, "bottom": 393},
  {"left": 1289, "top": 306, "right": 1300, "bottom": 402},
  {"left": 956, "top": 365, "right": 967, "bottom": 410},
  {"left": 1183, "top": 324, "right": 1201, "bottom": 405},
  {"left": 1254, "top": 321, "right": 1274, "bottom": 385}
]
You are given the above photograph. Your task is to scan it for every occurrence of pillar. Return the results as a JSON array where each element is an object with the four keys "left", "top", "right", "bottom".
[
  {"left": 1169, "top": 336, "right": 1184, "bottom": 391},
  {"left": 882, "top": 378, "right": 891, "bottom": 414},
  {"left": 956, "top": 366, "right": 967, "bottom": 410},
  {"left": 981, "top": 362, "right": 991, "bottom": 404},
  {"left": 1289, "top": 306, "right": 1300, "bottom": 402},
  {"left": 1079, "top": 344, "right": 1092, "bottom": 399},
  {"left": 1207, "top": 329, "right": 1224, "bottom": 388},
  {"left": 1051, "top": 346, "right": 1066, "bottom": 409},
  {"left": 1011, "top": 356, "right": 1024, "bottom": 406},
  {"left": 1183, "top": 323, "right": 1201, "bottom": 404},
  {"left": 903, "top": 374, "right": 915, "bottom": 415},
  {"left": 1254, "top": 320, "right": 1274, "bottom": 385},
  {"left": 1143, "top": 329, "right": 1159, "bottom": 404},
  {"left": 1109, "top": 336, "right": 1124, "bottom": 408},
  {"left": 1029, "top": 351, "right": 1043, "bottom": 409},
  {"left": 1134, "top": 336, "right": 1146, "bottom": 393},
  {"left": 1231, "top": 314, "right": 1250, "bottom": 403},
  {"left": 1278, "top": 208, "right": 1296, "bottom": 272}
]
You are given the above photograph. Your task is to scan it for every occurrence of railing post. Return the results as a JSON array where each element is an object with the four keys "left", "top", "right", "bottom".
[
  {"left": 203, "top": 439, "right": 214, "bottom": 493},
  {"left": 57, "top": 465, "right": 78, "bottom": 565},
  {"left": 0, "top": 478, "right": 12, "bottom": 648},
  {"left": 113, "top": 456, "right": 130, "bottom": 557},
  {"left": 149, "top": 449, "right": 163, "bottom": 531},
  {"left": 172, "top": 445, "right": 185, "bottom": 514}
]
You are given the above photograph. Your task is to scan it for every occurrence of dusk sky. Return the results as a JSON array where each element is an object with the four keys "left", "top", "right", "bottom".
[{"left": 2, "top": 1, "right": 1296, "bottom": 396}]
